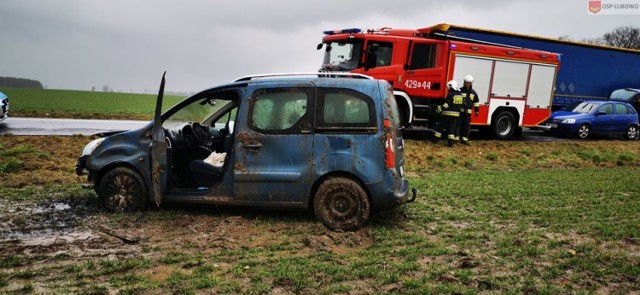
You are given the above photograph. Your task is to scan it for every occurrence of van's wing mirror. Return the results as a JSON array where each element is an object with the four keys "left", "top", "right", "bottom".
[{"left": 317, "top": 43, "right": 323, "bottom": 50}]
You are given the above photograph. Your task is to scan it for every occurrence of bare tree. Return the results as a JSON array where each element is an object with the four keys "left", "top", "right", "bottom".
[
  {"left": 600, "top": 26, "right": 640, "bottom": 49},
  {"left": 580, "top": 36, "right": 604, "bottom": 45}
]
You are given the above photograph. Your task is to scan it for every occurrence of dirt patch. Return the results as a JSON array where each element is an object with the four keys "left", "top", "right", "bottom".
[{"left": 303, "top": 230, "right": 373, "bottom": 254}]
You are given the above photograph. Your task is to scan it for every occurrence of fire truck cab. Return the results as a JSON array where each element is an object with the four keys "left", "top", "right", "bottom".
[{"left": 318, "top": 27, "right": 560, "bottom": 139}]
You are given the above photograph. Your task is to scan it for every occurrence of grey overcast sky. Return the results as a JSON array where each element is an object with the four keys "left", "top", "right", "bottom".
[{"left": 0, "top": 0, "right": 637, "bottom": 93}]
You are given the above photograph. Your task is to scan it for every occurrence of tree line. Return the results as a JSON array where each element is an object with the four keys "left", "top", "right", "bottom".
[
  {"left": 0, "top": 77, "right": 44, "bottom": 89},
  {"left": 561, "top": 25, "right": 640, "bottom": 50}
]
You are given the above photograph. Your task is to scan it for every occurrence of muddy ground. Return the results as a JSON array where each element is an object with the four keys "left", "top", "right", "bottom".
[
  {"left": 2, "top": 136, "right": 640, "bottom": 293},
  {"left": 0, "top": 192, "right": 384, "bottom": 293}
]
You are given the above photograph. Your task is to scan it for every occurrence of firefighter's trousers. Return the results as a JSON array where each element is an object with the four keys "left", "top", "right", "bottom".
[
  {"left": 433, "top": 113, "right": 447, "bottom": 139},
  {"left": 445, "top": 114, "right": 460, "bottom": 141},
  {"left": 460, "top": 113, "right": 471, "bottom": 142}
]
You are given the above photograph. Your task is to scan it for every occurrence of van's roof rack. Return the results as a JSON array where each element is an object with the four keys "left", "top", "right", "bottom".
[{"left": 233, "top": 72, "right": 373, "bottom": 82}]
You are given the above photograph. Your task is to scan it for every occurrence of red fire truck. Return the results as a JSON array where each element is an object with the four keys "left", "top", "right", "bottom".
[{"left": 317, "top": 27, "right": 561, "bottom": 139}]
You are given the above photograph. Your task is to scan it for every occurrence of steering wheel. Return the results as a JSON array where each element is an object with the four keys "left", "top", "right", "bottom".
[
  {"left": 182, "top": 122, "right": 211, "bottom": 147},
  {"left": 191, "top": 122, "right": 212, "bottom": 146}
]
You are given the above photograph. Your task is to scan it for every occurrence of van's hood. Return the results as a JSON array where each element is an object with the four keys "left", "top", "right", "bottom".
[{"left": 93, "top": 121, "right": 153, "bottom": 138}]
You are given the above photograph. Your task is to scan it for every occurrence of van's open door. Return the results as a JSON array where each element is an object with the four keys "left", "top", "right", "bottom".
[{"left": 150, "top": 72, "right": 168, "bottom": 207}]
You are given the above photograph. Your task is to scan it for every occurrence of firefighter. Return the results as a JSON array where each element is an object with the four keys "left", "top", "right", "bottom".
[
  {"left": 436, "top": 80, "right": 464, "bottom": 147},
  {"left": 459, "top": 75, "right": 480, "bottom": 145}
]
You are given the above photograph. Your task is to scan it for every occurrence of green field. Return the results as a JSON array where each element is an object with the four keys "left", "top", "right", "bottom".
[
  {"left": 2, "top": 87, "right": 185, "bottom": 120},
  {"left": 1, "top": 87, "right": 640, "bottom": 293},
  {"left": 0, "top": 136, "right": 639, "bottom": 294}
]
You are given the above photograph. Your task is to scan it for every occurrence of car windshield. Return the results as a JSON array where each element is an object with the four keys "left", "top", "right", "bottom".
[
  {"left": 572, "top": 102, "right": 601, "bottom": 114},
  {"left": 320, "top": 40, "right": 363, "bottom": 71},
  {"left": 609, "top": 89, "right": 638, "bottom": 101},
  {"left": 163, "top": 96, "right": 234, "bottom": 129}
]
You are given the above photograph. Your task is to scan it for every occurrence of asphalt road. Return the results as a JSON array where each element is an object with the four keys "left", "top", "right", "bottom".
[
  {"left": 0, "top": 117, "right": 564, "bottom": 141},
  {"left": 0, "top": 117, "right": 147, "bottom": 136},
  {"left": 401, "top": 126, "right": 566, "bottom": 142}
]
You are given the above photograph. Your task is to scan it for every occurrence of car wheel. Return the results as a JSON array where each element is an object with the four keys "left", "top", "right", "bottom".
[
  {"left": 97, "top": 167, "right": 148, "bottom": 212},
  {"left": 313, "top": 177, "right": 370, "bottom": 231},
  {"left": 624, "top": 125, "right": 638, "bottom": 140},
  {"left": 491, "top": 111, "right": 516, "bottom": 140},
  {"left": 576, "top": 124, "right": 591, "bottom": 139}
]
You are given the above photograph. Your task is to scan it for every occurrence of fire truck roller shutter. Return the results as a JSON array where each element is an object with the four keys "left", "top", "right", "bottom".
[
  {"left": 452, "top": 55, "right": 492, "bottom": 117},
  {"left": 527, "top": 64, "right": 557, "bottom": 109}
]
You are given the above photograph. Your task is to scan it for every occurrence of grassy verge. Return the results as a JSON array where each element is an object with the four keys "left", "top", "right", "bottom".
[
  {"left": 2, "top": 87, "right": 185, "bottom": 120},
  {"left": 0, "top": 136, "right": 639, "bottom": 293}
]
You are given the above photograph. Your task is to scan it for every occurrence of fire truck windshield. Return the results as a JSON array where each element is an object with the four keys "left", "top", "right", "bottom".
[{"left": 320, "top": 40, "right": 363, "bottom": 71}]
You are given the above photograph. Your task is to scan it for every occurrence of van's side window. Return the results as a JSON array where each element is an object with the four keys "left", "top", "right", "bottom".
[
  {"left": 249, "top": 88, "right": 310, "bottom": 134},
  {"left": 316, "top": 88, "right": 376, "bottom": 132}
]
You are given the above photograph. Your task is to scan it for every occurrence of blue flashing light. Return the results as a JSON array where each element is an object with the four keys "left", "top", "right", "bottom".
[{"left": 323, "top": 28, "right": 362, "bottom": 35}]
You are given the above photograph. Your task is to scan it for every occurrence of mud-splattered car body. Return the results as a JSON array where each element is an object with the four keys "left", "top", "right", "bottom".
[
  {"left": 0, "top": 91, "right": 8, "bottom": 122},
  {"left": 77, "top": 73, "right": 414, "bottom": 230}
]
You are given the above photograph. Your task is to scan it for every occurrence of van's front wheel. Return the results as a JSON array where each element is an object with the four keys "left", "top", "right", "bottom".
[
  {"left": 313, "top": 177, "right": 370, "bottom": 231},
  {"left": 97, "top": 167, "right": 148, "bottom": 212}
]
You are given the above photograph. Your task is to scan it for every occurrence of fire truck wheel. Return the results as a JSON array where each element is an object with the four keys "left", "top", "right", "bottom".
[{"left": 491, "top": 111, "right": 516, "bottom": 140}]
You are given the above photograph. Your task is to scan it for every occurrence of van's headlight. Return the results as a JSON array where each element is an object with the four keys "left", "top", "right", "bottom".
[
  {"left": 561, "top": 118, "right": 576, "bottom": 124},
  {"left": 82, "top": 138, "right": 105, "bottom": 156}
]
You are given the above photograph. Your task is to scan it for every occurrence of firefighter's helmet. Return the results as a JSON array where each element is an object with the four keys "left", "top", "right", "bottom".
[
  {"left": 464, "top": 75, "right": 474, "bottom": 83},
  {"left": 447, "top": 80, "right": 459, "bottom": 90}
]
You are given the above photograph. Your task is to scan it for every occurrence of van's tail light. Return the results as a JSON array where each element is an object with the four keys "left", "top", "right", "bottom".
[{"left": 384, "top": 119, "right": 395, "bottom": 169}]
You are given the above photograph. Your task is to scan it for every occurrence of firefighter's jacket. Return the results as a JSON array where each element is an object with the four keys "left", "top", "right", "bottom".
[
  {"left": 460, "top": 86, "right": 480, "bottom": 115},
  {"left": 442, "top": 89, "right": 464, "bottom": 117}
]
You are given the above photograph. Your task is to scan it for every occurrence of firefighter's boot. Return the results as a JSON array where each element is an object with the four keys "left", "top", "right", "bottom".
[{"left": 432, "top": 132, "right": 441, "bottom": 144}]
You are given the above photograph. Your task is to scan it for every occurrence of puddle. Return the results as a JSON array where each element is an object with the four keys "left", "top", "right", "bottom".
[
  {"left": 0, "top": 199, "right": 95, "bottom": 241},
  {"left": 18, "top": 231, "right": 99, "bottom": 246}
]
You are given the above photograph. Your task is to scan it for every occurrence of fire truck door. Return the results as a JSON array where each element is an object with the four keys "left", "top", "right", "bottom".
[{"left": 404, "top": 41, "right": 446, "bottom": 98}]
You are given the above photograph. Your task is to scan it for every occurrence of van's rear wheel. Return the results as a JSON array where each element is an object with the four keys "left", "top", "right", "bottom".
[
  {"left": 97, "top": 167, "right": 148, "bottom": 212},
  {"left": 313, "top": 177, "right": 370, "bottom": 231},
  {"left": 492, "top": 111, "right": 516, "bottom": 140}
]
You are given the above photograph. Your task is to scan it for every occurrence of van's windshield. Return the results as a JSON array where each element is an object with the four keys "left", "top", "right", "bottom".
[{"left": 163, "top": 97, "right": 234, "bottom": 129}]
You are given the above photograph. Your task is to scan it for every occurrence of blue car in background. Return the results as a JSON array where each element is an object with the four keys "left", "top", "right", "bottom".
[
  {"left": 0, "top": 91, "right": 8, "bottom": 122},
  {"left": 543, "top": 100, "right": 639, "bottom": 139}
]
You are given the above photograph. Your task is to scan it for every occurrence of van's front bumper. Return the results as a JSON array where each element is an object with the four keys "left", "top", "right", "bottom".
[{"left": 76, "top": 155, "right": 89, "bottom": 175}]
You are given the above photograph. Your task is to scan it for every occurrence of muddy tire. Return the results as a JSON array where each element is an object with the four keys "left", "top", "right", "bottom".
[
  {"left": 97, "top": 167, "right": 148, "bottom": 212},
  {"left": 313, "top": 177, "right": 370, "bottom": 231}
]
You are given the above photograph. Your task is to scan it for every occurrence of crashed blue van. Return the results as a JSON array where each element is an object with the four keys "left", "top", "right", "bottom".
[{"left": 76, "top": 73, "right": 414, "bottom": 231}]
